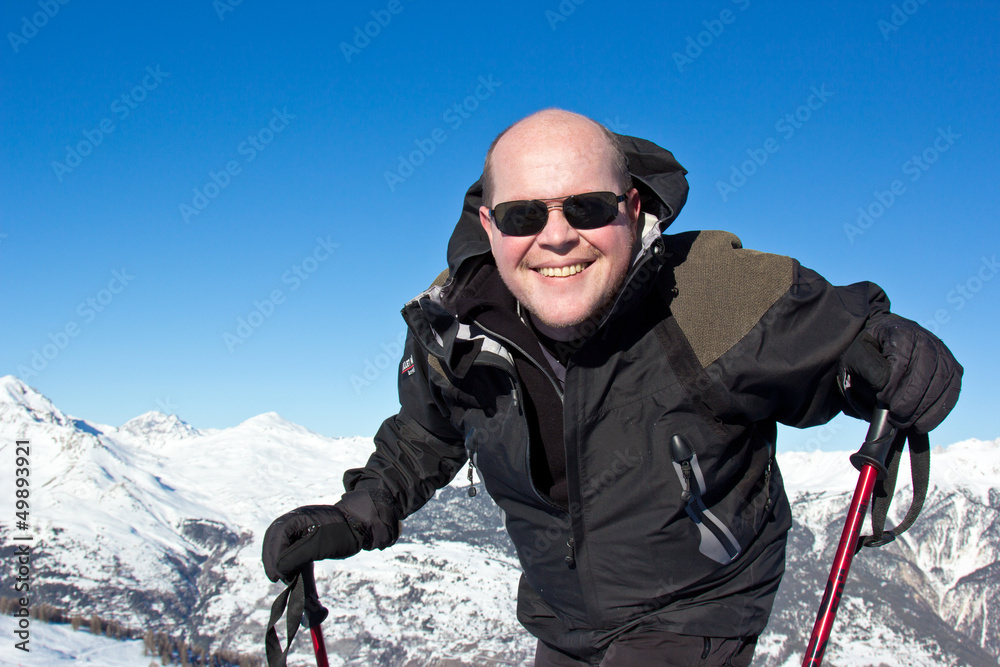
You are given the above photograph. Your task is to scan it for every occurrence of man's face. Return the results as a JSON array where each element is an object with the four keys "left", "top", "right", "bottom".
[{"left": 479, "top": 125, "right": 640, "bottom": 340}]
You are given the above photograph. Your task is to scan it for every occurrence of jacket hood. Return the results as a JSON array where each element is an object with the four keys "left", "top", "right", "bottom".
[{"left": 444, "top": 134, "right": 689, "bottom": 281}]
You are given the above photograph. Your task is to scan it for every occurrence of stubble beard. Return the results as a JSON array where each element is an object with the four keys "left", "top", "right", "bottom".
[{"left": 514, "top": 249, "right": 634, "bottom": 338}]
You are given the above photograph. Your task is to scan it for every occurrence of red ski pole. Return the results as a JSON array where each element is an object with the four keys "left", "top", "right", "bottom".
[
  {"left": 301, "top": 563, "right": 330, "bottom": 667},
  {"left": 802, "top": 407, "right": 896, "bottom": 666},
  {"left": 308, "top": 624, "right": 329, "bottom": 667}
]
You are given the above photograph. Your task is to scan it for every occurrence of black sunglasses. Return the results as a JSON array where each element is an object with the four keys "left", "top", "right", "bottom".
[{"left": 489, "top": 191, "right": 627, "bottom": 237}]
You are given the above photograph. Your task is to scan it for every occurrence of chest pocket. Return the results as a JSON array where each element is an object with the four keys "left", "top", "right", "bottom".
[{"left": 650, "top": 302, "right": 765, "bottom": 565}]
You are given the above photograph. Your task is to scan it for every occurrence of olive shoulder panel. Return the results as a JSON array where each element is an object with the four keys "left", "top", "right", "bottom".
[{"left": 666, "top": 230, "right": 795, "bottom": 368}]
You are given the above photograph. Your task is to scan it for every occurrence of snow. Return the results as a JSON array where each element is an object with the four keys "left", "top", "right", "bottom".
[
  {"left": 117, "top": 411, "right": 199, "bottom": 445},
  {"left": 0, "top": 615, "right": 159, "bottom": 666},
  {"left": 0, "top": 376, "right": 70, "bottom": 428},
  {"left": 779, "top": 437, "right": 1000, "bottom": 500},
  {"left": 929, "top": 437, "right": 1000, "bottom": 504}
]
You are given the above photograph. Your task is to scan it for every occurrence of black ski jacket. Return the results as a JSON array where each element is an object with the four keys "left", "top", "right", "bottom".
[{"left": 340, "top": 136, "right": 895, "bottom": 658}]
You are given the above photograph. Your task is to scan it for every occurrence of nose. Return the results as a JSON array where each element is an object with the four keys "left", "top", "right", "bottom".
[{"left": 535, "top": 204, "right": 579, "bottom": 249}]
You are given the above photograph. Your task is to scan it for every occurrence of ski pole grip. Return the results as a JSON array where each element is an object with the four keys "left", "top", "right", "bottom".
[
  {"left": 300, "top": 562, "right": 329, "bottom": 630},
  {"left": 849, "top": 406, "right": 896, "bottom": 477}
]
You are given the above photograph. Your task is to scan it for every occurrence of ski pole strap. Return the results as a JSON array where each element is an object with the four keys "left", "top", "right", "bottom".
[
  {"left": 265, "top": 572, "right": 306, "bottom": 667},
  {"left": 856, "top": 430, "right": 930, "bottom": 551}
]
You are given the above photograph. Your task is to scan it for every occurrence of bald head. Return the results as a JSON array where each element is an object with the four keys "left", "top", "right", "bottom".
[{"left": 481, "top": 109, "right": 631, "bottom": 208}]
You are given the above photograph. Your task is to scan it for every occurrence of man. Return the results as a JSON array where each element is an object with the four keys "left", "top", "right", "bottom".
[{"left": 263, "top": 109, "right": 962, "bottom": 665}]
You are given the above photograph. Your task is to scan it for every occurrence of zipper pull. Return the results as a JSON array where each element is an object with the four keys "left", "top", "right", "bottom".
[
  {"left": 670, "top": 434, "right": 695, "bottom": 502},
  {"left": 763, "top": 458, "right": 773, "bottom": 512},
  {"left": 680, "top": 461, "right": 693, "bottom": 501},
  {"left": 467, "top": 457, "right": 478, "bottom": 497}
]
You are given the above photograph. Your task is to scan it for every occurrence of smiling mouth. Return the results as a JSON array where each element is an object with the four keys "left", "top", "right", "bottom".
[{"left": 535, "top": 262, "right": 591, "bottom": 278}]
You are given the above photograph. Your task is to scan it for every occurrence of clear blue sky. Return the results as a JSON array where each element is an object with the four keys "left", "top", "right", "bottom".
[{"left": 2, "top": 1, "right": 997, "bottom": 452}]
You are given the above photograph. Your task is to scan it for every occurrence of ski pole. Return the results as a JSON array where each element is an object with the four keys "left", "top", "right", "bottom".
[
  {"left": 802, "top": 406, "right": 896, "bottom": 667},
  {"left": 301, "top": 563, "right": 330, "bottom": 667}
]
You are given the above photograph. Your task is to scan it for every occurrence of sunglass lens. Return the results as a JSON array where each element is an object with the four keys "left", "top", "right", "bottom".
[
  {"left": 498, "top": 200, "right": 548, "bottom": 236},
  {"left": 563, "top": 193, "right": 618, "bottom": 229}
]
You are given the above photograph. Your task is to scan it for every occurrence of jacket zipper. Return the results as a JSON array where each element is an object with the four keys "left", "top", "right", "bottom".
[
  {"left": 670, "top": 434, "right": 741, "bottom": 561},
  {"left": 459, "top": 354, "right": 566, "bottom": 513},
  {"left": 565, "top": 537, "right": 576, "bottom": 569},
  {"left": 407, "top": 315, "right": 573, "bottom": 523},
  {"left": 763, "top": 437, "right": 774, "bottom": 513},
  {"left": 470, "top": 323, "right": 571, "bottom": 514}
]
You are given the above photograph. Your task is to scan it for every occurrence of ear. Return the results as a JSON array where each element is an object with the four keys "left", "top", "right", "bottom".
[
  {"left": 626, "top": 187, "right": 641, "bottom": 225},
  {"left": 627, "top": 188, "right": 643, "bottom": 253},
  {"left": 479, "top": 205, "right": 496, "bottom": 247}
]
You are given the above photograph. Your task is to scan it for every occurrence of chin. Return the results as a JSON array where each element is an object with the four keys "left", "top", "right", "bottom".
[{"left": 527, "top": 298, "right": 603, "bottom": 331}]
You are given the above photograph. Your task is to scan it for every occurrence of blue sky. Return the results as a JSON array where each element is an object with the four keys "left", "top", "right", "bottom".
[{"left": 2, "top": 1, "right": 997, "bottom": 452}]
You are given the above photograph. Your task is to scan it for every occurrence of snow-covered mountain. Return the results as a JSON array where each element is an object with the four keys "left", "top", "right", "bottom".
[
  {"left": 0, "top": 375, "right": 996, "bottom": 666},
  {"left": 763, "top": 444, "right": 1000, "bottom": 667}
]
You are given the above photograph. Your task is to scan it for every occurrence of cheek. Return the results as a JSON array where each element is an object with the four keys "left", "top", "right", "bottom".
[
  {"left": 492, "top": 237, "right": 532, "bottom": 272},
  {"left": 588, "top": 224, "right": 634, "bottom": 266}
]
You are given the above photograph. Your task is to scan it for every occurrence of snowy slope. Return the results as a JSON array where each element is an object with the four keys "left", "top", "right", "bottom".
[
  {"left": 0, "top": 375, "right": 996, "bottom": 666},
  {"left": 0, "top": 615, "right": 158, "bottom": 666}
]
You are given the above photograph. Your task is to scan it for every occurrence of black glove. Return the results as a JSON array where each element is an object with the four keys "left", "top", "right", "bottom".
[
  {"left": 866, "top": 314, "right": 963, "bottom": 434},
  {"left": 262, "top": 505, "right": 360, "bottom": 584}
]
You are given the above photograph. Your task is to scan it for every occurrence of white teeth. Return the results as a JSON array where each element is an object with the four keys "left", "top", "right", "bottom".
[{"left": 538, "top": 263, "right": 586, "bottom": 277}]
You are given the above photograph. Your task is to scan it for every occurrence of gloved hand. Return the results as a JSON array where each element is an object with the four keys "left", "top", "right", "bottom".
[
  {"left": 262, "top": 505, "right": 361, "bottom": 584},
  {"left": 866, "top": 314, "right": 963, "bottom": 434}
]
